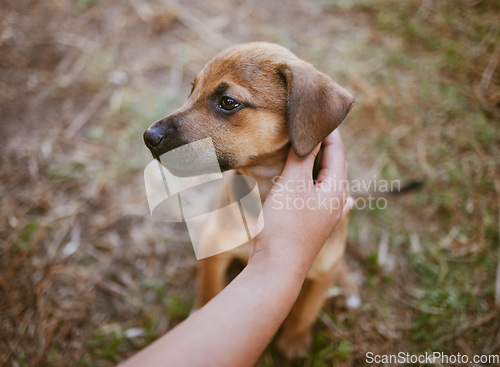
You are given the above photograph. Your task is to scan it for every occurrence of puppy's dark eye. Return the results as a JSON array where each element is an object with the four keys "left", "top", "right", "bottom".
[{"left": 219, "top": 96, "right": 240, "bottom": 111}]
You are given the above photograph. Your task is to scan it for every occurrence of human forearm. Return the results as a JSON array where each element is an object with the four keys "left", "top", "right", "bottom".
[
  {"left": 119, "top": 242, "right": 307, "bottom": 367},
  {"left": 194, "top": 253, "right": 305, "bottom": 366}
]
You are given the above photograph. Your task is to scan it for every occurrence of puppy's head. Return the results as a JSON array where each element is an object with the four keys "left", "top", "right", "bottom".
[{"left": 144, "top": 42, "right": 353, "bottom": 175}]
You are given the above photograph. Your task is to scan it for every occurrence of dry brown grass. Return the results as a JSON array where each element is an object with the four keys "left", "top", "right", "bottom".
[{"left": 1, "top": 0, "right": 499, "bottom": 366}]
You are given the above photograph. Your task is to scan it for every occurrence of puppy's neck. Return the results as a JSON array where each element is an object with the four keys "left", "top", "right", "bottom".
[{"left": 234, "top": 143, "right": 290, "bottom": 202}]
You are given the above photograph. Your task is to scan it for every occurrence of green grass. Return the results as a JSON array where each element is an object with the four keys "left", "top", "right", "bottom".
[
  {"left": 338, "top": 0, "right": 499, "bottom": 363},
  {"left": 15, "top": 219, "right": 38, "bottom": 252},
  {"left": 45, "top": 160, "right": 87, "bottom": 181},
  {"left": 76, "top": 0, "right": 98, "bottom": 11},
  {"left": 81, "top": 315, "right": 162, "bottom": 366},
  {"left": 303, "top": 336, "right": 352, "bottom": 367},
  {"left": 409, "top": 246, "right": 495, "bottom": 351}
]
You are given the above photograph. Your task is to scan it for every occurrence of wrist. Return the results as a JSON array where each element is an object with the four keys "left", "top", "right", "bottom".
[{"left": 250, "top": 236, "right": 316, "bottom": 284}]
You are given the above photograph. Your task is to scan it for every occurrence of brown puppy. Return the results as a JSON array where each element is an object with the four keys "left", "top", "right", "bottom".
[{"left": 144, "top": 42, "right": 358, "bottom": 359}]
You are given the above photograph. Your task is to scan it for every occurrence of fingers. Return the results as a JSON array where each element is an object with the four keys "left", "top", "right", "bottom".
[
  {"left": 315, "top": 130, "right": 346, "bottom": 184},
  {"left": 281, "top": 129, "right": 346, "bottom": 189},
  {"left": 340, "top": 196, "right": 354, "bottom": 222},
  {"left": 282, "top": 143, "right": 321, "bottom": 179}
]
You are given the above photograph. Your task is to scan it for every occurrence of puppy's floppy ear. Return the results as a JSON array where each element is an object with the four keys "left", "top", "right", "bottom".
[{"left": 279, "top": 62, "right": 354, "bottom": 158}]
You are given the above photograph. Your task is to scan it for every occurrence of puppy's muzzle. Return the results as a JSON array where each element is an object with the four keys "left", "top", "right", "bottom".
[{"left": 143, "top": 116, "right": 183, "bottom": 158}]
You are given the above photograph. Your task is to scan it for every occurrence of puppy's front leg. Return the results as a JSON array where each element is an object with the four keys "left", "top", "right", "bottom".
[
  {"left": 276, "top": 262, "right": 339, "bottom": 359},
  {"left": 194, "top": 198, "right": 245, "bottom": 309},
  {"left": 277, "top": 219, "right": 355, "bottom": 359},
  {"left": 195, "top": 254, "right": 232, "bottom": 308}
]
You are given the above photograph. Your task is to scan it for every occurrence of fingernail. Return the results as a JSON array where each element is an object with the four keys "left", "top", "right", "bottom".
[{"left": 346, "top": 196, "right": 354, "bottom": 210}]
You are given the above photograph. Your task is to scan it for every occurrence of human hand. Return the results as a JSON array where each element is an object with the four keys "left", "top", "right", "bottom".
[{"left": 251, "top": 130, "right": 352, "bottom": 272}]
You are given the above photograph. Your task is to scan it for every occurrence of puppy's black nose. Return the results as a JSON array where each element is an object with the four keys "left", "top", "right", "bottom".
[{"left": 144, "top": 128, "right": 162, "bottom": 149}]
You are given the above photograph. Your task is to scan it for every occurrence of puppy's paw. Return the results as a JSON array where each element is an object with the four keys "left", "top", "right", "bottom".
[{"left": 276, "top": 328, "right": 312, "bottom": 360}]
